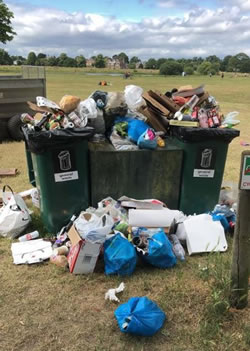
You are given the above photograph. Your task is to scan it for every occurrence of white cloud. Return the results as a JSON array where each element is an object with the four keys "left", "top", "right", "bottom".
[{"left": 4, "top": 2, "right": 250, "bottom": 59}]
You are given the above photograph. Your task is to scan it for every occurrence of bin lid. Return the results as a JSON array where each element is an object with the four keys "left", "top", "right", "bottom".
[
  {"left": 170, "top": 127, "right": 240, "bottom": 143},
  {"left": 22, "top": 126, "right": 94, "bottom": 154}
]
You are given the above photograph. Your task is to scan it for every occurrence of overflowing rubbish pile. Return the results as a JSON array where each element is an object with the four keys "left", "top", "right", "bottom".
[
  {"left": 20, "top": 84, "right": 240, "bottom": 152},
  {"left": 0, "top": 82, "right": 241, "bottom": 336}
]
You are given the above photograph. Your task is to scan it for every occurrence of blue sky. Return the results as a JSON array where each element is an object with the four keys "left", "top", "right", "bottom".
[
  {"left": 8, "top": 0, "right": 218, "bottom": 19},
  {"left": 4, "top": 0, "right": 250, "bottom": 59}
]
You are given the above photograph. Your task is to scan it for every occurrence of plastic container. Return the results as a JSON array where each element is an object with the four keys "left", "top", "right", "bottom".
[{"left": 18, "top": 230, "right": 39, "bottom": 242}]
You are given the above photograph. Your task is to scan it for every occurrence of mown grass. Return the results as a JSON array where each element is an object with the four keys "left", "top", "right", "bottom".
[{"left": 0, "top": 67, "right": 249, "bottom": 351}]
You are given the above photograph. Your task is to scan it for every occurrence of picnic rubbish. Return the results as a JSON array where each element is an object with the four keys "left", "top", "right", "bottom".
[
  {"left": 114, "top": 296, "right": 166, "bottom": 336},
  {"left": 105, "top": 282, "right": 125, "bottom": 303}
]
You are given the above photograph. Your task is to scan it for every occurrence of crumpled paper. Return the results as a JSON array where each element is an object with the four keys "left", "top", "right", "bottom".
[{"left": 105, "top": 282, "right": 125, "bottom": 303}]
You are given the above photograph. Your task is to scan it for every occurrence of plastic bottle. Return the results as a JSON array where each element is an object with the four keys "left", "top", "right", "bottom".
[
  {"left": 169, "top": 234, "right": 185, "bottom": 261},
  {"left": 198, "top": 109, "right": 208, "bottom": 128},
  {"left": 18, "top": 230, "right": 39, "bottom": 242}
]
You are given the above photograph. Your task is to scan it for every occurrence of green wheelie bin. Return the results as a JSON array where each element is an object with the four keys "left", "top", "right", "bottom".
[
  {"left": 169, "top": 127, "right": 240, "bottom": 215},
  {"left": 23, "top": 126, "right": 93, "bottom": 234}
]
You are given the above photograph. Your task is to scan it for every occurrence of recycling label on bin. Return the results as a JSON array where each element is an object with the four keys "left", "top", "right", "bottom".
[
  {"left": 193, "top": 147, "right": 216, "bottom": 178},
  {"left": 240, "top": 155, "right": 250, "bottom": 190},
  {"left": 53, "top": 148, "right": 79, "bottom": 182}
]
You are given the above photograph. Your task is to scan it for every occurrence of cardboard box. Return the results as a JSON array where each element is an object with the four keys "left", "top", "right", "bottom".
[{"left": 67, "top": 225, "right": 102, "bottom": 274}]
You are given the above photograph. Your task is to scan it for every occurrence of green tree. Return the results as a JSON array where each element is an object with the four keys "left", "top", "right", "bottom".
[
  {"left": 0, "top": 0, "right": 16, "bottom": 44},
  {"left": 75, "top": 55, "right": 86, "bottom": 67},
  {"left": 117, "top": 52, "right": 129, "bottom": 64},
  {"left": 240, "top": 59, "right": 250, "bottom": 73},
  {"left": 47, "top": 56, "right": 58, "bottom": 66},
  {"left": 95, "top": 54, "right": 105, "bottom": 68},
  {"left": 184, "top": 65, "right": 194, "bottom": 75},
  {"left": 145, "top": 58, "right": 157, "bottom": 69},
  {"left": 197, "top": 61, "right": 213, "bottom": 75},
  {"left": 220, "top": 55, "right": 232, "bottom": 71},
  {"left": 58, "top": 53, "right": 68, "bottom": 66},
  {"left": 156, "top": 58, "right": 167, "bottom": 69},
  {"left": 26, "top": 51, "right": 37, "bottom": 65},
  {"left": 11, "top": 55, "right": 25, "bottom": 65},
  {"left": 130, "top": 56, "right": 140, "bottom": 64},
  {"left": 228, "top": 53, "right": 249, "bottom": 72},
  {"left": 159, "top": 61, "right": 183, "bottom": 75},
  {"left": 0, "top": 48, "right": 13, "bottom": 64}
]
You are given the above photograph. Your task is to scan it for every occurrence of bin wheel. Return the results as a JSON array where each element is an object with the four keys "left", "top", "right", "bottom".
[
  {"left": 0, "top": 120, "right": 11, "bottom": 142},
  {"left": 7, "top": 114, "right": 24, "bottom": 141}
]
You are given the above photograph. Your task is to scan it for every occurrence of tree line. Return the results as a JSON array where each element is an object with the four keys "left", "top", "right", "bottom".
[{"left": 1, "top": 49, "right": 250, "bottom": 75}]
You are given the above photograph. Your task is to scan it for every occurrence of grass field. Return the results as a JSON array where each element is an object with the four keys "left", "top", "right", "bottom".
[{"left": 0, "top": 67, "right": 249, "bottom": 351}]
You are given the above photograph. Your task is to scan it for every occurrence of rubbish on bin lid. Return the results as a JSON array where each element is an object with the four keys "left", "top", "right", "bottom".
[
  {"left": 109, "top": 129, "right": 138, "bottom": 151},
  {"left": 105, "top": 282, "right": 125, "bottom": 303},
  {"left": 221, "top": 111, "right": 240, "bottom": 127},
  {"left": 137, "top": 128, "right": 157, "bottom": 150},
  {"left": 114, "top": 296, "right": 166, "bottom": 336},
  {"left": 50, "top": 254, "right": 68, "bottom": 267},
  {"left": 124, "top": 85, "right": 144, "bottom": 111},
  {"left": 11, "top": 239, "right": 53, "bottom": 264},
  {"left": 18, "top": 230, "right": 39, "bottom": 242},
  {"left": 172, "top": 85, "right": 205, "bottom": 98},
  {"left": 128, "top": 208, "right": 186, "bottom": 228},
  {"left": 21, "top": 113, "right": 36, "bottom": 126},
  {"left": 119, "top": 196, "right": 164, "bottom": 210},
  {"left": 27, "top": 101, "right": 55, "bottom": 114},
  {"left": 180, "top": 214, "right": 228, "bottom": 255},
  {"left": 90, "top": 91, "right": 108, "bottom": 108},
  {"left": 59, "top": 95, "right": 81, "bottom": 114},
  {"left": 22, "top": 125, "right": 94, "bottom": 154},
  {"left": 36, "top": 96, "right": 61, "bottom": 111}
]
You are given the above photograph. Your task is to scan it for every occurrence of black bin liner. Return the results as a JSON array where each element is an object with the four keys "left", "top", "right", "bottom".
[
  {"left": 170, "top": 127, "right": 240, "bottom": 143},
  {"left": 22, "top": 125, "right": 94, "bottom": 154}
]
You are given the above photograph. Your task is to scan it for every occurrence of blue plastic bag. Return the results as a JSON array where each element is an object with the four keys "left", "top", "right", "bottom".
[
  {"left": 143, "top": 230, "right": 176, "bottom": 268},
  {"left": 137, "top": 129, "right": 157, "bottom": 150},
  {"left": 114, "top": 296, "right": 166, "bottom": 336},
  {"left": 115, "top": 116, "right": 149, "bottom": 143},
  {"left": 104, "top": 233, "right": 137, "bottom": 275}
]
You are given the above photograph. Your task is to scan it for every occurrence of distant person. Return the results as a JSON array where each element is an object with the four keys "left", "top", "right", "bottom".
[
  {"left": 124, "top": 72, "right": 131, "bottom": 79},
  {"left": 209, "top": 72, "right": 212, "bottom": 77},
  {"left": 221, "top": 72, "right": 224, "bottom": 79}
]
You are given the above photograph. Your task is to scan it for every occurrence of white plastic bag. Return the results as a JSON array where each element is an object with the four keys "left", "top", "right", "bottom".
[
  {"left": 76, "top": 98, "right": 98, "bottom": 124},
  {"left": 222, "top": 111, "right": 240, "bottom": 126},
  {"left": 0, "top": 185, "right": 31, "bottom": 239},
  {"left": 74, "top": 212, "right": 114, "bottom": 242},
  {"left": 124, "top": 85, "right": 145, "bottom": 110}
]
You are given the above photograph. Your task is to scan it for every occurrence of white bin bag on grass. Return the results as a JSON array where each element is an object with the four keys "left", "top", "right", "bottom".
[
  {"left": 182, "top": 214, "right": 228, "bottom": 255},
  {"left": 0, "top": 186, "right": 31, "bottom": 239}
]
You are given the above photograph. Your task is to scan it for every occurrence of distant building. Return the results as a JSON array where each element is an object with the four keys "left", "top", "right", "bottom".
[
  {"left": 106, "top": 57, "right": 121, "bottom": 69},
  {"left": 86, "top": 58, "right": 95, "bottom": 67}
]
